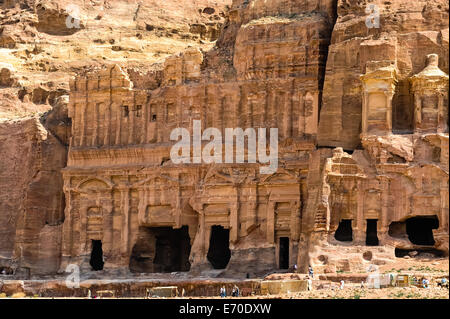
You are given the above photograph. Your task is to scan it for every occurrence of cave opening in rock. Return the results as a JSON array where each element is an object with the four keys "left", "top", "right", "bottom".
[
  {"left": 395, "top": 248, "right": 444, "bottom": 258},
  {"left": 89, "top": 240, "right": 104, "bottom": 271},
  {"left": 279, "top": 237, "right": 290, "bottom": 269},
  {"left": 406, "top": 216, "right": 439, "bottom": 245},
  {"left": 207, "top": 225, "right": 231, "bottom": 269},
  {"left": 366, "top": 219, "right": 379, "bottom": 246},
  {"left": 129, "top": 226, "right": 191, "bottom": 273},
  {"left": 334, "top": 219, "right": 353, "bottom": 242},
  {"left": 388, "top": 221, "right": 407, "bottom": 238}
]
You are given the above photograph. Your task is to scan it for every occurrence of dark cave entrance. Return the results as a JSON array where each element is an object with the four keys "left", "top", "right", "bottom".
[
  {"left": 366, "top": 219, "right": 379, "bottom": 246},
  {"left": 395, "top": 248, "right": 444, "bottom": 258},
  {"left": 334, "top": 219, "right": 353, "bottom": 242},
  {"left": 406, "top": 216, "right": 439, "bottom": 246},
  {"left": 153, "top": 226, "right": 191, "bottom": 272},
  {"left": 90, "top": 240, "right": 104, "bottom": 271},
  {"left": 279, "top": 237, "right": 290, "bottom": 269},
  {"left": 207, "top": 225, "right": 231, "bottom": 269},
  {"left": 129, "top": 226, "right": 191, "bottom": 273}
]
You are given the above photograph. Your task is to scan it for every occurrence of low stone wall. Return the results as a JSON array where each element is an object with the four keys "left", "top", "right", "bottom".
[
  {"left": 260, "top": 280, "right": 308, "bottom": 295},
  {"left": 0, "top": 279, "right": 262, "bottom": 298}
]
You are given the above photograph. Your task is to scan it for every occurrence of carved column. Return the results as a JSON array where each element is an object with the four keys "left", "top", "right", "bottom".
[
  {"left": 290, "top": 200, "right": 301, "bottom": 242},
  {"left": 229, "top": 201, "right": 239, "bottom": 244},
  {"left": 137, "top": 188, "right": 146, "bottom": 225},
  {"left": 141, "top": 100, "right": 147, "bottom": 144},
  {"left": 104, "top": 103, "right": 111, "bottom": 146},
  {"left": 198, "top": 205, "right": 206, "bottom": 257},
  {"left": 230, "top": 183, "right": 240, "bottom": 244},
  {"left": 266, "top": 201, "right": 275, "bottom": 244},
  {"left": 379, "top": 176, "right": 390, "bottom": 244},
  {"left": 128, "top": 103, "right": 134, "bottom": 145},
  {"left": 102, "top": 195, "right": 114, "bottom": 261},
  {"left": 355, "top": 179, "right": 365, "bottom": 244},
  {"left": 361, "top": 92, "right": 368, "bottom": 135},
  {"left": 413, "top": 93, "right": 422, "bottom": 129},
  {"left": 386, "top": 92, "right": 394, "bottom": 133},
  {"left": 116, "top": 104, "right": 122, "bottom": 145},
  {"left": 440, "top": 178, "right": 449, "bottom": 233},
  {"left": 437, "top": 93, "right": 448, "bottom": 133},
  {"left": 72, "top": 103, "right": 78, "bottom": 146},
  {"left": 61, "top": 181, "right": 73, "bottom": 262},
  {"left": 79, "top": 204, "right": 88, "bottom": 255},
  {"left": 80, "top": 103, "right": 87, "bottom": 146},
  {"left": 143, "top": 99, "right": 149, "bottom": 144},
  {"left": 119, "top": 187, "right": 130, "bottom": 255}
]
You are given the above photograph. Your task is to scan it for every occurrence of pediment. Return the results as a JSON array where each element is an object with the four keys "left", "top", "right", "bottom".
[{"left": 76, "top": 177, "right": 113, "bottom": 192}]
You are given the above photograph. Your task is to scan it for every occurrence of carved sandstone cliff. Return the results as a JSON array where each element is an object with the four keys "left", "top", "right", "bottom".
[
  {"left": 0, "top": 0, "right": 230, "bottom": 276},
  {"left": 0, "top": 0, "right": 448, "bottom": 278}
]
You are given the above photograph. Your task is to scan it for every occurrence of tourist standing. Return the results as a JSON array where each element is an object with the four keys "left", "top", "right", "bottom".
[
  {"left": 308, "top": 265, "right": 314, "bottom": 278},
  {"left": 220, "top": 286, "right": 227, "bottom": 298}
]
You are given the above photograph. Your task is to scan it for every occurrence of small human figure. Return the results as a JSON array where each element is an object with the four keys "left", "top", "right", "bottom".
[
  {"left": 360, "top": 281, "right": 365, "bottom": 289},
  {"left": 307, "top": 277, "right": 312, "bottom": 291},
  {"left": 308, "top": 265, "right": 314, "bottom": 278},
  {"left": 231, "top": 285, "right": 239, "bottom": 297},
  {"left": 181, "top": 288, "right": 186, "bottom": 297},
  {"left": 220, "top": 286, "right": 226, "bottom": 298},
  {"left": 294, "top": 264, "right": 298, "bottom": 272},
  {"left": 411, "top": 276, "right": 417, "bottom": 286},
  {"left": 87, "top": 289, "right": 91, "bottom": 299},
  {"left": 422, "top": 278, "right": 429, "bottom": 289},
  {"left": 438, "top": 277, "right": 448, "bottom": 289},
  {"left": 340, "top": 280, "right": 345, "bottom": 290}
]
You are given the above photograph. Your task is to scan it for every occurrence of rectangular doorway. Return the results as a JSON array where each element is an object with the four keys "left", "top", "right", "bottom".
[
  {"left": 207, "top": 225, "right": 231, "bottom": 269},
  {"left": 366, "top": 219, "right": 379, "bottom": 246},
  {"left": 279, "top": 237, "right": 289, "bottom": 269}
]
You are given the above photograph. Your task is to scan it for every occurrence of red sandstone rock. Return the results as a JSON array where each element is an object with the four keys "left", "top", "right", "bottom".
[{"left": 0, "top": 0, "right": 448, "bottom": 279}]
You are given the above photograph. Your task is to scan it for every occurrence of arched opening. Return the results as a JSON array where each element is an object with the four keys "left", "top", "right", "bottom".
[
  {"left": 207, "top": 225, "right": 231, "bottom": 269},
  {"left": 406, "top": 216, "right": 439, "bottom": 245},
  {"left": 334, "top": 219, "right": 353, "bottom": 242},
  {"left": 366, "top": 219, "right": 379, "bottom": 246},
  {"left": 279, "top": 237, "right": 289, "bottom": 269},
  {"left": 90, "top": 240, "right": 104, "bottom": 271}
]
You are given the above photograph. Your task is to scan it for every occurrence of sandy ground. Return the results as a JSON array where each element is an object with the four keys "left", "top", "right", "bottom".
[
  {"left": 1, "top": 256, "right": 448, "bottom": 299},
  {"left": 377, "top": 257, "right": 448, "bottom": 274},
  {"left": 4, "top": 287, "right": 448, "bottom": 299}
]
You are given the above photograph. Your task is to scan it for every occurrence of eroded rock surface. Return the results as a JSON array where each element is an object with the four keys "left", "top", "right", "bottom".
[{"left": 0, "top": 0, "right": 448, "bottom": 278}]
